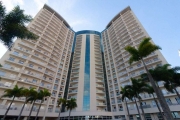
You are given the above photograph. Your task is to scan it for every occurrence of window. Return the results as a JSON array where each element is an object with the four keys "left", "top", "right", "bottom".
[
  {"left": 32, "top": 79, "right": 37, "bottom": 83},
  {"left": 18, "top": 46, "right": 23, "bottom": 50},
  {"left": 22, "top": 54, "right": 27, "bottom": 58},
  {"left": 9, "top": 57, "right": 15, "bottom": 61},
  {"left": 4, "top": 82, "right": 12, "bottom": 87},
  {"left": 136, "top": 115, "right": 141, "bottom": 120},
  {"left": 35, "top": 53, "right": 39, "bottom": 56},
  {"left": 152, "top": 100, "right": 157, "bottom": 107},
  {"left": 119, "top": 106, "right": 123, "bottom": 111},
  {"left": 38, "top": 67, "right": 42, "bottom": 70},
  {"left": 129, "top": 115, "right": 134, "bottom": 120},
  {"left": 4, "top": 64, "right": 11, "bottom": 68},
  {"left": 10, "top": 74, "right": 16, "bottom": 78},
  {"left": 145, "top": 60, "right": 152, "bottom": 64},
  {"left": 137, "top": 63, "right": 141, "bottom": 67},
  {"left": 175, "top": 97, "right": 180, "bottom": 104},
  {"left": 129, "top": 66, "right": 133, "bottom": 70},
  {"left": 153, "top": 57, "right": 158, "bottom": 61},
  {"left": 13, "top": 51, "right": 19, "bottom": 55},
  {"left": 141, "top": 102, "right": 146, "bottom": 105},
  {"left": 162, "top": 89, "right": 167, "bottom": 95},
  {"left": 0, "top": 71, "right": 6, "bottom": 76},
  {"left": 18, "top": 60, "right": 24, "bottom": 64},
  {"left": 130, "top": 72, "right": 135, "bottom": 77},
  {"left": 29, "top": 64, "right": 34, "bottom": 68},
  {"left": 172, "top": 112, "right": 180, "bottom": 118},
  {"left": 157, "top": 113, "right": 163, "bottom": 120},
  {"left": 139, "top": 69, "right": 144, "bottom": 74},
  {"left": 165, "top": 98, "right": 172, "bottom": 105},
  {"left": 145, "top": 114, "right": 152, "bottom": 120}
]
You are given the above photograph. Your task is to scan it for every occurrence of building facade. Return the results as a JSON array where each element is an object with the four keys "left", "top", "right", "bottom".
[{"left": 0, "top": 4, "right": 180, "bottom": 120}]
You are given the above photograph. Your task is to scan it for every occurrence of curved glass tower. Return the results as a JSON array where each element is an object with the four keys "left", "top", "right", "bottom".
[{"left": 0, "top": 4, "right": 178, "bottom": 120}]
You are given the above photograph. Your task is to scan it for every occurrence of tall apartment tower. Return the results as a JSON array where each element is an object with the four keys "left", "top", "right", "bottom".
[{"left": 0, "top": 4, "right": 180, "bottom": 120}]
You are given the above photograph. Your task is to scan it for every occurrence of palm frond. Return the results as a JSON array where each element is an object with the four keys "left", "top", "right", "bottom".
[
  {"left": 138, "top": 38, "right": 161, "bottom": 57},
  {"left": 125, "top": 46, "right": 140, "bottom": 64}
]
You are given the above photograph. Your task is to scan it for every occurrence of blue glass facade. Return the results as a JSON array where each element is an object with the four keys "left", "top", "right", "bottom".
[{"left": 83, "top": 35, "right": 90, "bottom": 111}]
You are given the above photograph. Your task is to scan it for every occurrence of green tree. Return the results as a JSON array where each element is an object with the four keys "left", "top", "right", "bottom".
[
  {"left": 120, "top": 87, "right": 130, "bottom": 120},
  {"left": 125, "top": 37, "right": 174, "bottom": 119},
  {"left": 122, "top": 85, "right": 142, "bottom": 120},
  {"left": 35, "top": 89, "right": 51, "bottom": 120},
  {"left": 27, "top": 89, "right": 38, "bottom": 120},
  {"left": 66, "top": 98, "right": 77, "bottom": 120},
  {"left": 126, "top": 78, "right": 150, "bottom": 120},
  {"left": 57, "top": 98, "right": 66, "bottom": 120},
  {"left": 142, "top": 64, "right": 180, "bottom": 98},
  {"left": 1, "top": 85, "right": 24, "bottom": 120},
  {"left": 0, "top": 2, "right": 38, "bottom": 48},
  {"left": 17, "top": 88, "right": 36, "bottom": 120},
  {"left": 146, "top": 86, "right": 165, "bottom": 120}
]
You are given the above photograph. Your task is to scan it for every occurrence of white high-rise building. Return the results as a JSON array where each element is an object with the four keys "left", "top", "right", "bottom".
[{"left": 0, "top": 4, "right": 179, "bottom": 120}]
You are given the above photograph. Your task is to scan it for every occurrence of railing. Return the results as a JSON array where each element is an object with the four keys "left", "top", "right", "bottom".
[
  {"left": 96, "top": 90, "right": 105, "bottom": 93},
  {"left": 69, "top": 90, "right": 78, "bottom": 93},
  {"left": 96, "top": 96, "right": 106, "bottom": 99},
  {"left": 0, "top": 105, "right": 45, "bottom": 112},
  {"left": 96, "top": 85, "right": 104, "bottom": 87},
  {"left": 96, "top": 80, "right": 104, "bottom": 82},
  {"left": 70, "top": 80, "right": 78, "bottom": 82},
  {"left": 69, "top": 85, "right": 78, "bottom": 88},
  {"left": 97, "top": 103, "right": 106, "bottom": 105}
]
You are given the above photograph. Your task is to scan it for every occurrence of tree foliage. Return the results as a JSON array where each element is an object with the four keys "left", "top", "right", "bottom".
[
  {"left": 0, "top": 2, "right": 38, "bottom": 48},
  {"left": 125, "top": 37, "right": 161, "bottom": 65}
]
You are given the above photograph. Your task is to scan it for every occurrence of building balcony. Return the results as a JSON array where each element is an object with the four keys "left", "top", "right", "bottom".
[
  {"left": 0, "top": 82, "right": 13, "bottom": 89},
  {"left": 70, "top": 80, "right": 78, "bottom": 83},
  {"left": 96, "top": 80, "right": 104, "bottom": 83},
  {"left": 96, "top": 75, "right": 104, "bottom": 79},
  {"left": 69, "top": 84, "right": 78, "bottom": 88},
  {"left": 71, "top": 70, "right": 79, "bottom": 73},
  {"left": 97, "top": 103, "right": 106, "bottom": 106},
  {"left": 95, "top": 62, "right": 102, "bottom": 65},
  {"left": 96, "top": 96, "right": 106, "bottom": 100},
  {"left": 96, "top": 85, "right": 104, "bottom": 88},
  {"left": 69, "top": 90, "right": 78, "bottom": 94},
  {"left": 117, "top": 100, "right": 122, "bottom": 104},
  {"left": 68, "top": 96, "right": 77, "bottom": 99},
  {"left": 96, "top": 90, "right": 105, "bottom": 94}
]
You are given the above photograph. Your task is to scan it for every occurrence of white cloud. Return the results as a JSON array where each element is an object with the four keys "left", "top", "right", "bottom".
[
  {"left": 33, "top": 0, "right": 48, "bottom": 10},
  {"left": 1, "top": 0, "right": 24, "bottom": 11}
]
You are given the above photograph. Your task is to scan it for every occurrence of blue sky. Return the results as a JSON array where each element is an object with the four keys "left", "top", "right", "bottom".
[{"left": 1, "top": 0, "right": 180, "bottom": 67}]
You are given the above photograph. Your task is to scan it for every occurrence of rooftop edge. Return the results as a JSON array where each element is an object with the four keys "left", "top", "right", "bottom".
[
  {"left": 43, "top": 4, "right": 70, "bottom": 28},
  {"left": 106, "top": 6, "right": 131, "bottom": 29}
]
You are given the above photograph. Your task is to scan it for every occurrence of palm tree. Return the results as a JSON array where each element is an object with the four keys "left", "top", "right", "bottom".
[
  {"left": 1, "top": 85, "right": 24, "bottom": 120},
  {"left": 125, "top": 37, "right": 174, "bottom": 119},
  {"left": 142, "top": 64, "right": 180, "bottom": 98},
  {"left": 126, "top": 78, "right": 150, "bottom": 120},
  {"left": 57, "top": 98, "right": 66, "bottom": 120},
  {"left": 35, "top": 89, "right": 51, "bottom": 120},
  {"left": 27, "top": 90, "right": 38, "bottom": 120},
  {"left": 122, "top": 85, "right": 142, "bottom": 120},
  {"left": 120, "top": 87, "right": 130, "bottom": 120},
  {"left": 17, "top": 88, "right": 36, "bottom": 120},
  {"left": 146, "top": 86, "right": 165, "bottom": 120},
  {"left": 66, "top": 98, "right": 77, "bottom": 120},
  {"left": 0, "top": 2, "right": 38, "bottom": 48}
]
